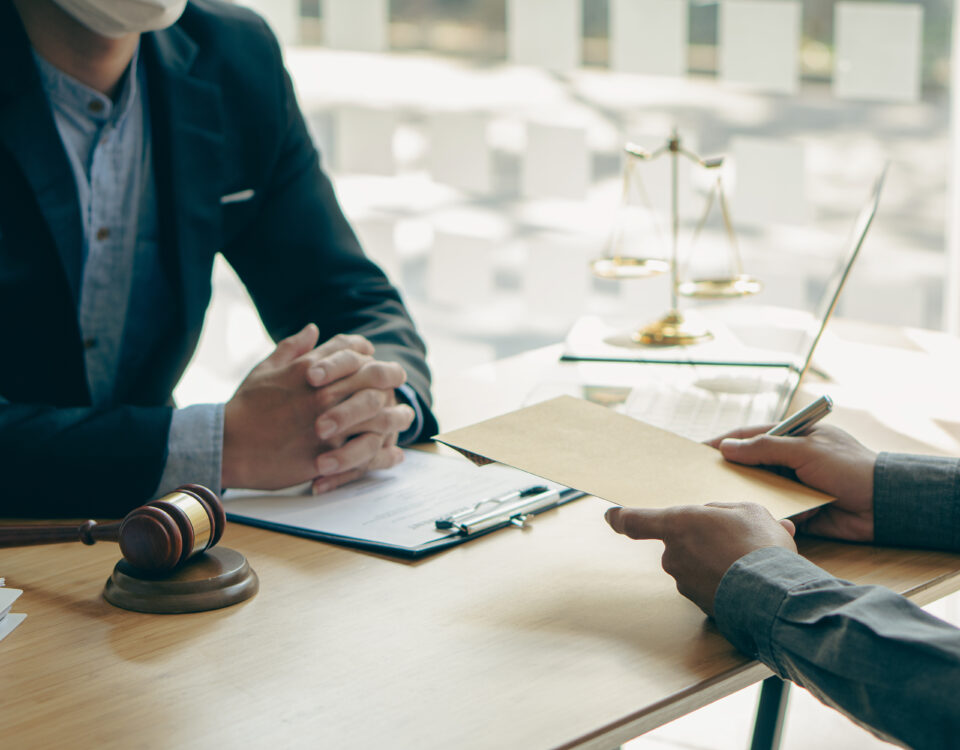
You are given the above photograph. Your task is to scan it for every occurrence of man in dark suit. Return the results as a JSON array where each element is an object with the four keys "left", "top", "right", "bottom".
[{"left": 0, "top": 0, "right": 438, "bottom": 516}]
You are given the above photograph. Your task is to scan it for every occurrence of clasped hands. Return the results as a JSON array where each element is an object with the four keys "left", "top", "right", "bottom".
[
  {"left": 606, "top": 423, "right": 877, "bottom": 615},
  {"left": 222, "top": 323, "right": 415, "bottom": 494}
]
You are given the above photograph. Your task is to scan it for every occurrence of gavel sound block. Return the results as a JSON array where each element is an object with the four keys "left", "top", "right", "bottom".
[{"left": 0, "top": 484, "right": 258, "bottom": 614}]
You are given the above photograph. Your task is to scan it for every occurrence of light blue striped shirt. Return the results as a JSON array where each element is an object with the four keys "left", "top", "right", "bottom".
[{"left": 34, "top": 47, "right": 222, "bottom": 498}]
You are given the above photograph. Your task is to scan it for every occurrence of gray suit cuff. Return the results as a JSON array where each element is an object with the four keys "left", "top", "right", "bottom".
[
  {"left": 153, "top": 403, "right": 224, "bottom": 498},
  {"left": 714, "top": 546, "right": 838, "bottom": 671},
  {"left": 874, "top": 452, "right": 960, "bottom": 552}
]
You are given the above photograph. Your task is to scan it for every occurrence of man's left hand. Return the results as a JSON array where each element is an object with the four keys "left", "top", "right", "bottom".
[
  {"left": 605, "top": 503, "right": 798, "bottom": 615},
  {"left": 305, "top": 345, "right": 415, "bottom": 494}
]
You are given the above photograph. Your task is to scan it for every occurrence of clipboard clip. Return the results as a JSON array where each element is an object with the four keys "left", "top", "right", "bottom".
[{"left": 435, "top": 486, "right": 562, "bottom": 536}]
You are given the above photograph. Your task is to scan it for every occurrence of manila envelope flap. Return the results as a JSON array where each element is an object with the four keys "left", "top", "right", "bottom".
[{"left": 434, "top": 395, "right": 831, "bottom": 518}]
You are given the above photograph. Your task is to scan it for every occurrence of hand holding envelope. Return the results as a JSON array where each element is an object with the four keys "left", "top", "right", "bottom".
[{"left": 435, "top": 395, "right": 832, "bottom": 520}]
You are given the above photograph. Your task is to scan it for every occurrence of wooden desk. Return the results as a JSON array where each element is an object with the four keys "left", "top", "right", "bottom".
[{"left": 4, "top": 319, "right": 960, "bottom": 749}]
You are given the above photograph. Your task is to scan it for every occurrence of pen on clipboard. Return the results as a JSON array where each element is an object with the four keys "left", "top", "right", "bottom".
[
  {"left": 435, "top": 485, "right": 560, "bottom": 535},
  {"left": 767, "top": 395, "right": 833, "bottom": 437}
]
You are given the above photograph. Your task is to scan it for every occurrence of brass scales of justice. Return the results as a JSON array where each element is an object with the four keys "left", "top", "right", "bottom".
[{"left": 590, "top": 129, "right": 762, "bottom": 346}]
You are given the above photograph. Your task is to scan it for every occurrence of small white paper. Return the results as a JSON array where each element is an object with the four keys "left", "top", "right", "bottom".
[
  {"left": 508, "top": 0, "right": 582, "bottom": 72},
  {"left": 731, "top": 137, "right": 809, "bottom": 226},
  {"left": 427, "top": 231, "right": 496, "bottom": 307},
  {"left": 522, "top": 123, "right": 590, "bottom": 200},
  {"left": 427, "top": 112, "right": 493, "bottom": 194},
  {"left": 235, "top": 0, "right": 300, "bottom": 45},
  {"left": 334, "top": 107, "right": 397, "bottom": 175},
  {"left": 0, "top": 612, "right": 26, "bottom": 643},
  {"left": 323, "top": 0, "right": 388, "bottom": 52},
  {"left": 609, "top": 0, "right": 688, "bottom": 77},
  {"left": 834, "top": 3, "right": 923, "bottom": 102},
  {"left": 718, "top": 0, "right": 801, "bottom": 94}
]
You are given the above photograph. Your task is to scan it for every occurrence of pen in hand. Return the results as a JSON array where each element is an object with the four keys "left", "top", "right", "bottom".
[{"left": 767, "top": 394, "right": 833, "bottom": 437}]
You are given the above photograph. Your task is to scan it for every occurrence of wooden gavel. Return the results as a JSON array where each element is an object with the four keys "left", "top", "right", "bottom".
[{"left": 0, "top": 484, "right": 226, "bottom": 573}]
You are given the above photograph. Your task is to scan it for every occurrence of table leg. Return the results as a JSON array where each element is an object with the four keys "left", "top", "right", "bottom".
[{"left": 749, "top": 676, "right": 790, "bottom": 750}]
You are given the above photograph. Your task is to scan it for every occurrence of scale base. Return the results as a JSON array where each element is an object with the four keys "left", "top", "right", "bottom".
[
  {"left": 632, "top": 311, "right": 713, "bottom": 347},
  {"left": 103, "top": 547, "right": 258, "bottom": 614}
]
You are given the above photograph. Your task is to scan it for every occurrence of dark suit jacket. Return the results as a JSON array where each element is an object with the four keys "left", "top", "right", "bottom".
[{"left": 0, "top": 0, "right": 438, "bottom": 517}]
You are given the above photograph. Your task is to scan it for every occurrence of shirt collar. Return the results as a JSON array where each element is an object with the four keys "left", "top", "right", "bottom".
[{"left": 32, "top": 43, "right": 141, "bottom": 128}]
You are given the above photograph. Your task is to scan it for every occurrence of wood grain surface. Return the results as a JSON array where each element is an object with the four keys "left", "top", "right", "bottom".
[{"left": 2, "top": 319, "right": 959, "bottom": 749}]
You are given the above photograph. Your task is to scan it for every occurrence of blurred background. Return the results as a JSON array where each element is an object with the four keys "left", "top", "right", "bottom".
[
  {"left": 175, "top": 2, "right": 957, "bottom": 748},
  {"left": 177, "top": 0, "right": 956, "bottom": 409}
]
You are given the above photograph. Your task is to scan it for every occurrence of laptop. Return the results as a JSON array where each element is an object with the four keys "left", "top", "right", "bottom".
[{"left": 539, "top": 169, "right": 886, "bottom": 442}]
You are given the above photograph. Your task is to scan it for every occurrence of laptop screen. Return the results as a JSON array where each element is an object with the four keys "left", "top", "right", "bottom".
[{"left": 768, "top": 167, "right": 886, "bottom": 415}]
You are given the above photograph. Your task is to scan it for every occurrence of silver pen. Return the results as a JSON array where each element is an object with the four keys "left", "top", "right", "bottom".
[
  {"left": 435, "top": 485, "right": 550, "bottom": 530},
  {"left": 767, "top": 395, "right": 833, "bottom": 437}
]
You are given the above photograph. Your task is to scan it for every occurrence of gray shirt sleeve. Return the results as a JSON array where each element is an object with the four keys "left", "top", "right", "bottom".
[
  {"left": 152, "top": 403, "right": 224, "bottom": 498},
  {"left": 874, "top": 452, "right": 960, "bottom": 552},
  {"left": 714, "top": 546, "right": 960, "bottom": 750}
]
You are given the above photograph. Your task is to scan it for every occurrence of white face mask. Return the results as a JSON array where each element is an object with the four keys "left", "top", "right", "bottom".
[{"left": 52, "top": 0, "right": 188, "bottom": 39}]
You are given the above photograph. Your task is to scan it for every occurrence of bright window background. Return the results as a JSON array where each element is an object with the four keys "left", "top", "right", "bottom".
[{"left": 178, "top": 0, "right": 955, "bottom": 408}]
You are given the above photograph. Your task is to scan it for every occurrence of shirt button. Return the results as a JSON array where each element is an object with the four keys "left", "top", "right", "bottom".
[
  {"left": 88, "top": 100, "right": 105, "bottom": 114},
  {"left": 96, "top": 227, "right": 110, "bottom": 241},
  {"left": 83, "top": 337, "right": 98, "bottom": 350}
]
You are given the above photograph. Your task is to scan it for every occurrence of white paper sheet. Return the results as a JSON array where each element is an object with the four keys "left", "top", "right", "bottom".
[
  {"left": 508, "top": 0, "right": 582, "bottom": 72},
  {"left": 718, "top": 0, "right": 801, "bottom": 94},
  {"left": 610, "top": 0, "right": 688, "bottom": 77},
  {"left": 0, "top": 613, "right": 26, "bottom": 643},
  {"left": 0, "top": 588, "right": 24, "bottom": 643},
  {"left": 834, "top": 3, "right": 923, "bottom": 102},
  {"left": 522, "top": 123, "right": 590, "bottom": 200},
  {"left": 224, "top": 450, "right": 565, "bottom": 551},
  {"left": 323, "top": 0, "right": 389, "bottom": 52}
]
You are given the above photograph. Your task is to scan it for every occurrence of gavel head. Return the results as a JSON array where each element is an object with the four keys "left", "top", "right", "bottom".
[{"left": 118, "top": 484, "right": 226, "bottom": 573}]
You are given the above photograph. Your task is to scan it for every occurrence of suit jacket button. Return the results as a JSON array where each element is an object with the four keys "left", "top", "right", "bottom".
[{"left": 83, "top": 337, "right": 98, "bottom": 350}]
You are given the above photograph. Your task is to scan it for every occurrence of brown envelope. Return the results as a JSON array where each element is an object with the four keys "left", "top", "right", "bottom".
[{"left": 435, "top": 395, "right": 831, "bottom": 518}]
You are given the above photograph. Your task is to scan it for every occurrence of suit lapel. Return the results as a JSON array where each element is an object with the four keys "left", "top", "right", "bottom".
[
  {"left": 143, "top": 24, "right": 225, "bottom": 336},
  {"left": 0, "top": 1, "right": 84, "bottom": 306}
]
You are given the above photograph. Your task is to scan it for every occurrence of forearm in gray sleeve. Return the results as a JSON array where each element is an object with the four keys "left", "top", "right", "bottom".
[
  {"left": 715, "top": 546, "right": 960, "bottom": 750},
  {"left": 874, "top": 452, "right": 960, "bottom": 552}
]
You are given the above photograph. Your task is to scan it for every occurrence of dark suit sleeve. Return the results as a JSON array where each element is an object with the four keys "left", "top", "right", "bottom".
[
  {"left": 220, "top": 27, "right": 438, "bottom": 439},
  {"left": 0, "top": 400, "right": 171, "bottom": 517}
]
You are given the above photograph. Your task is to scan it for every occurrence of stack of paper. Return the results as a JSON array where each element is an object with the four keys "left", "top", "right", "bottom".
[{"left": 0, "top": 586, "right": 26, "bottom": 643}]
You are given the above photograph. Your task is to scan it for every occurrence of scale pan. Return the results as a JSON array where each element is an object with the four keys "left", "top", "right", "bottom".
[
  {"left": 590, "top": 256, "right": 670, "bottom": 280},
  {"left": 677, "top": 274, "right": 762, "bottom": 299}
]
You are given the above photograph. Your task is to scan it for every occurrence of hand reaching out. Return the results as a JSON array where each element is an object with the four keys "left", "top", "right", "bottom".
[{"left": 606, "top": 502, "right": 797, "bottom": 615}]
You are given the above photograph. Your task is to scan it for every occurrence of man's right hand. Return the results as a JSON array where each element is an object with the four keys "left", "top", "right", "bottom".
[
  {"left": 221, "top": 324, "right": 373, "bottom": 490},
  {"left": 709, "top": 424, "right": 878, "bottom": 542}
]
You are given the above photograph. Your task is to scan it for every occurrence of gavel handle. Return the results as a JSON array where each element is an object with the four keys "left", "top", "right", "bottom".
[{"left": 0, "top": 520, "right": 122, "bottom": 548}]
